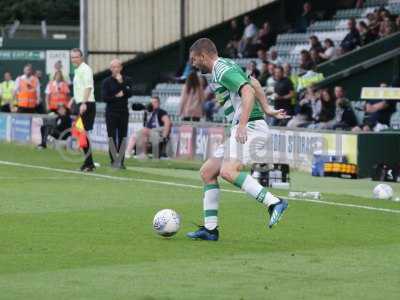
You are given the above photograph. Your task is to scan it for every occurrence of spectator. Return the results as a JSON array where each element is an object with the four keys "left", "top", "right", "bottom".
[
  {"left": 309, "top": 35, "right": 324, "bottom": 53},
  {"left": 310, "top": 49, "right": 323, "bottom": 66},
  {"left": 358, "top": 21, "right": 377, "bottom": 46},
  {"left": 238, "top": 15, "right": 258, "bottom": 57},
  {"left": 299, "top": 50, "right": 315, "bottom": 72},
  {"left": 283, "top": 63, "right": 299, "bottom": 106},
  {"left": 224, "top": 19, "right": 242, "bottom": 58},
  {"left": 340, "top": 18, "right": 361, "bottom": 53},
  {"left": 14, "top": 64, "right": 41, "bottom": 113},
  {"left": 200, "top": 76, "right": 217, "bottom": 122},
  {"left": 269, "top": 49, "right": 283, "bottom": 66},
  {"left": 287, "top": 86, "right": 314, "bottom": 128},
  {"left": 312, "top": 88, "right": 335, "bottom": 123},
  {"left": 256, "top": 49, "right": 268, "bottom": 71},
  {"left": 255, "top": 21, "right": 275, "bottom": 50},
  {"left": 136, "top": 96, "right": 171, "bottom": 157},
  {"left": 352, "top": 83, "right": 396, "bottom": 132},
  {"left": 48, "top": 60, "right": 71, "bottom": 84},
  {"left": 319, "top": 39, "right": 336, "bottom": 61},
  {"left": 179, "top": 72, "right": 205, "bottom": 122},
  {"left": 272, "top": 66, "right": 295, "bottom": 126},
  {"left": 379, "top": 17, "right": 395, "bottom": 38},
  {"left": 355, "top": 0, "right": 364, "bottom": 8},
  {"left": 265, "top": 62, "right": 277, "bottom": 94},
  {"left": 258, "top": 61, "right": 270, "bottom": 87},
  {"left": 315, "top": 86, "right": 357, "bottom": 130},
  {"left": 45, "top": 70, "right": 70, "bottom": 113},
  {"left": 297, "top": 63, "right": 324, "bottom": 92},
  {"left": 395, "top": 15, "right": 400, "bottom": 31},
  {"left": 37, "top": 103, "right": 71, "bottom": 149},
  {"left": 245, "top": 61, "right": 260, "bottom": 80},
  {"left": 0, "top": 72, "right": 17, "bottom": 112},
  {"left": 295, "top": 2, "right": 317, "bottom": 32}
]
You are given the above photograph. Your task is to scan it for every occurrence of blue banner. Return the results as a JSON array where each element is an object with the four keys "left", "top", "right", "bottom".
[
  {"left": 0, "top": 114, "right": 9, "bottom": 141},
  {"left": 11, "top": 115, "right": 32, "bottom": 143}
]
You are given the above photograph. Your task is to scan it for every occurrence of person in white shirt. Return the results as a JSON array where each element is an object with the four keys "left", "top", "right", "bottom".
[
  {"left": 319, "top": 39, "right": 336, "bottom": 61},
  {"left": 238, "top": 15, "right": 258, "bottom": 57},
  {"left": 70, "top": 48, "right": 96, "bottom": 172}
]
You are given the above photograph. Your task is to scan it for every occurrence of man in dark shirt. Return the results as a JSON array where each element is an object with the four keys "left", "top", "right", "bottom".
[
  {"left": 273, "top": 66, "right": 295, "bottom": 126},
  {"left": 136, "top": 96, "right": 172, "bottom": 158},
  {"left": 101, "top": 59, "right": 133, "bottom": 169},
  {"left": 340, "top": 18, "right": 361, "bottom": 53}
]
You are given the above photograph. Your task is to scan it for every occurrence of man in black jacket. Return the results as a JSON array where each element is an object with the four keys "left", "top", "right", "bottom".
[
  {"left": 101, "top": 59, "right": 133, "bottom": 169},
  {"left": 340, "top": 18, "right": 361, "bottom": 53}
]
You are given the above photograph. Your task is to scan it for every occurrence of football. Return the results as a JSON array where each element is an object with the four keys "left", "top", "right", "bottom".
[
  {"left": 152, "top": 209, "right": 181, "bottom": 237},
  {"left": 373, "top": 184, "right": 393, "bottom": 200}
]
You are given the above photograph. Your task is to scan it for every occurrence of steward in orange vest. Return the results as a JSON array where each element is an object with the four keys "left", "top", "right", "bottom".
[
  {"left": 15, "top": 64, "right": 40, "bottom": 113},
  {"left": 45, "top": 71, "right": 70, "bottom": 112}
]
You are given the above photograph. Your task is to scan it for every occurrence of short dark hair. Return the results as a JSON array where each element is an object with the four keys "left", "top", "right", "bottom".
[
  {"left": 151, "top": 96, "right": 160, "bottom": 102},
  {"left": 71, "top": 48, "right": 83, "bottom": 57},
  {"left": 274, "top": 65, "right": 284, "bottom": 72},
  {"left": 189, "top": 38, "right": 218, "bottom": 55}
]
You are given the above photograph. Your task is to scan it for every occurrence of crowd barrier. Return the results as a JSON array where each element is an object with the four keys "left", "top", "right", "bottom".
[{"left": 1, "top": 112, "right": 399, "bottom": 178}]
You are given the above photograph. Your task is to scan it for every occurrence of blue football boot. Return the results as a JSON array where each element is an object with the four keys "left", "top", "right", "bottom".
[
  {"left": 268, "top": 199, "right": 288, "bottom": 228},
  {"left": 186, "top": 226, "right": 219, "bottom": 241}
]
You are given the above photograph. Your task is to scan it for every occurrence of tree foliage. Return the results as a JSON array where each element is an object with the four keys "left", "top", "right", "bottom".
[{"left": 0, "top": 0, "right": 79, "bottom": 25}]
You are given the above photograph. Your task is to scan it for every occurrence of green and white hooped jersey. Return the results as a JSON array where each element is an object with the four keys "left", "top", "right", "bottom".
[{"left": 210, "top": 57, "right": 264, "bottom": 126}]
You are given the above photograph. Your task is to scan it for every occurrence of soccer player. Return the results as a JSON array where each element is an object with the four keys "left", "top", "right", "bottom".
[{"left": 186, "top": 38, "right": 289, "bottom": 241}]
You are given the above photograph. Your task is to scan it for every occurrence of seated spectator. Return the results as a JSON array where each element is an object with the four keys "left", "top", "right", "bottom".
[
  {"left": 136, "top": 96, "right": 172, "bottom": 158},
  {"left": 312, "top": 88, "right": 335, "bottom": 123},
  {"left": 379, "top": 17, "right": 395, "bottom": 38},
  {"left": 340, "top": 18, "right": 361, "bottom": 53},
  {"left": 224, "top": 19, "right": 242, "bottom": 58},
  {"left": 37, "top": 104, "right": 71, "bottom": 149},
  {"left": 319, "top": 39, "right": 336, "bottom": 61},
  {"left": 256, "top": 49, "right": 268, "bottom": 71},
  {"left": 269, "top": 49, "right": 283, "bottom": 66},
  {"left": 283, "top": 63, "right": 299, "bottom": 106},
  {"left": 200, "top": 76, "right": 217, "bottom": 122},
  {"left": 179, "top": 72, "right": 204, "bottom": 122},
  {"left": 238, "top": 15, "right": 258, "bottom": 57},
  {"left": 258, "top": 61, "right": 270, "bottom": 87},
  {"left": 395, "top": 15, "right": 400, "bottom": 31},
  {"left": 300, "top": 50, "right": 315, "bottom": 72},
  {"left": 295, "top": 2, "right": 317, "bottom": 33},
  {"left": 272, "top": 66, "right": 295, "bottom": 126},
  {"left": 245, "top": 61, "right": 260, "bottom": 80},
  {"left": 352, "top": 83, "right": 396, "bottom": 132},
  {"left": 314, "top": 86, "right": 357, "bottom": 130},
  {"left": 0, "top": 71, "right": 17, "bottom": 112},
  {"left": 255, "top": 22, "right": 275, "bottom": 50},
  {"left": 265, "top": 62, "right": 277, "bottom": 94},
  {"left": 355, "top": 0, "right": 364, "bottom": 8},
  {"left": 310, "top": 49, "right": 323, "bottom": 66},
  {"left": 358, "top": 21, "right": 377, "bottom": 46},
  {"left": 287, "top": 86, "right": 314, "bottom": 128},
  {"left": 309, "top": 35, "right": 324, "bottom": 53},
  {"left": 45, "top": 70, "right": 70, "bottom": 113}
]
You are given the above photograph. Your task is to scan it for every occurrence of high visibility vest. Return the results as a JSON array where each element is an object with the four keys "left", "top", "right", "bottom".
[
  {"left": 17, "top": 76, "right": 39, "bottom": 108},
  {"left": 289, "top": 74, "right": 299, "bottom": 105},
  {"left": 47, "top": 80, "right": 70, "bottom": 111},
  {"left": 297, "top": 72, "right": 324, "bottom": 92},
  {"left": 0, "top": 80, "right": 16, "bottom": 105}
]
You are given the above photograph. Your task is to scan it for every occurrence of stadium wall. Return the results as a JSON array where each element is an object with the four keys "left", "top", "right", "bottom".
[
  {"left": 1, "top": 112, "right": 399, "bottom": 178},
  {"left": 87, "top": 0, "right": 278, "bottom": 73}
]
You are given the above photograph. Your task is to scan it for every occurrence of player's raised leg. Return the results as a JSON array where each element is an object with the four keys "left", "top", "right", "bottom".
[
  {"left": 220, "top": 159, "right": 288, "bottom": 228},
  {"left": 186, "top": 157, "right": 222, "bottom": 241}
]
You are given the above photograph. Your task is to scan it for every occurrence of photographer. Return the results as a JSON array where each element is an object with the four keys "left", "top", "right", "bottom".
[
  {"left": 101, "top": 59, "right": 133, "bottom": 169},
  {"left": 37, "top": 104, "right": 71, "bottom": 149},
  {"left": 136, "top": 96, "right": 171, "bottom": 158}
]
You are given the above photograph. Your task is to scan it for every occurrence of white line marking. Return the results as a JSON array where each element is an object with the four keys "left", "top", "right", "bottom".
[{"left": 0, "top": 160, "right": 399, "bottom": 215}]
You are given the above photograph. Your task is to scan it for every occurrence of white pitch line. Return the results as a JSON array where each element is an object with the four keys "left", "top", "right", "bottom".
[{"left": 0, "top": 160, "right": 399, "bottom": 215}]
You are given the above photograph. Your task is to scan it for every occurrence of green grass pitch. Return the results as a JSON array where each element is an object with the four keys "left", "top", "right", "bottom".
[{"left": 0, "top": 142, "right": 399, "bottom": 300}]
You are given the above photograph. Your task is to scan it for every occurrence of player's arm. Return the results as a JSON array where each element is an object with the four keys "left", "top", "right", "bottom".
[{"left": 250, "top": 76, "right": 288, "bottom": 119}]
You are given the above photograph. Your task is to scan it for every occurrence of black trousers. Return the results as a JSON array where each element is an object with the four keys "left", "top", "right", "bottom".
[
  {"left": 79, "top": 102, "right": 96, "bottom": 167},
  {"left": 106, "top": 110, "right": 129, "bottom": 165}
]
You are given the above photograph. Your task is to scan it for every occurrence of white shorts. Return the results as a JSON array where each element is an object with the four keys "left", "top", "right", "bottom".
[{"left": 213, "top": 119, "right": 270, "bottom": 165}]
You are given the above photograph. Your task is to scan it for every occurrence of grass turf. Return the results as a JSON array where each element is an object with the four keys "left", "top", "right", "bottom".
[{"left": 0, "top": 142, "right": 399, "bottom": 300}]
